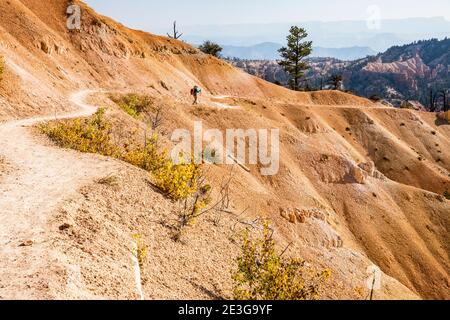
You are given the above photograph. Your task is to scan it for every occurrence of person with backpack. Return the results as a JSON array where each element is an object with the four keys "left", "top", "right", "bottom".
[{"left": 191, "top": 85, "right": 202, "bottom": 105}]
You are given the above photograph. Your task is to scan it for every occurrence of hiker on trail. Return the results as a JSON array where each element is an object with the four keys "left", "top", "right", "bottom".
[{"left": 191, "top": 85, "right": 202, "bottom": 105}]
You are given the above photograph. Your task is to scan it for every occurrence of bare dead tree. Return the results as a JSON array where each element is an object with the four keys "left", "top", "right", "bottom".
[
  {"left": 219, "top": 169, "right": 234, "bottom": 210},
  {"left": 430, "top": 88, "right": 438, "bottom": 112},
  {"left": 438, "top": 90, "right": 448, "bottom": 112},
  {"left": 150, "top": 106, "right": 164, "bottom": 131},
  {"left": 210, "top": 168, "right": 235, "bottom": 226},
  {"left": 430, "top": 89, "right": 449, "bottom": 112},
  {"left": 170, "top": 167, "right": 238, "bottom": 241},
  {"left": 167, "top": 21, "right": 183, "bottom": 40}
]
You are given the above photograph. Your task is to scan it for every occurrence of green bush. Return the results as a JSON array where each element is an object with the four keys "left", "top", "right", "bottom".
[
  {"left": 198, "top": 41, "right": 223, "bottom": 57},
  {"left": 369, "top": 94, "right": 381, "bottom": 102},
  {"left": 232, "top": 220, "right": 331, "bottom": 300}
]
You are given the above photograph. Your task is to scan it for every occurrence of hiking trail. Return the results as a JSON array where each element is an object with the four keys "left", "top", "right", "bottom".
[{"left": 0, "top": 90, "right": 120, "bottom": 299}]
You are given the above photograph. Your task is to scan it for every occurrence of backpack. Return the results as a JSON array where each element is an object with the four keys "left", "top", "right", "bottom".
[{"left": 191, "top": 87, "right": 201, "bottom": 95}]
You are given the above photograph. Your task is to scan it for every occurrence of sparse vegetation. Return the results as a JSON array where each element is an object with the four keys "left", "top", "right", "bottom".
[
  {"left": 199, "top": 41, "right": 223, "bottom": 58},
  {"left": 110, "top": 93, "right": 153, "bottom": 118},
  {"left": 150, "top": 106, "right": 164, "bottom": 131},
  {"left": 132, "top": 234, "right": 148, "bottom": 271},
  {"left": 154, "top": 158, "right": 205, "bottom": 201},
  {"left": 40, "top": 108, "right": 206, "bottom": 203},
  {"left": 369, "top": 94, "right": 381, "bottom": 102},
  {"left": 39, "top": 108, "right": 120, "bottom": 156},
  {"left": 172, "top": 181, "right": 212, "bottom": 241},
  {"left": 444, "top": 191, "right": 450, "bottom": 200},
  {"left": 232, "top": 220, "right": 331, "bottom": 300},
  {"left": 96, "top": 174, "right": 119, "bottom": 186},
  {"left": 172, "top": 168, "right": 235, "bottom": 241},
  {"left": 121, "top": 134, "right": 167, "bottom": 173}
]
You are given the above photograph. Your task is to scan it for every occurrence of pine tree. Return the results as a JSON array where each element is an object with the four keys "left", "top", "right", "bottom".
[{"left": 278, "top": 26, "right": 312, "bottom": 91}]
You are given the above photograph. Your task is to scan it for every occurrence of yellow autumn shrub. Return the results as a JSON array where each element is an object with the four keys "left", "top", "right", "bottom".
[
  {"left": 132, "top": 234, "right": 148, "bottom": 271},
  {"left": 40, "top": 109, "right": 206, "bottom": 202},
  {"left": 40, "top": 108, "right": 119, "bottom": 156},
  {"left": 153, "top": 158, "right": 203, "bottom": 201},
  {"left": 122, "top": 135, "right": 167, "bottom": 173},
  {"left": 110, "top": 93, "right": 153, "bottom": 118},
  {"left": 233, "top": 220, "right": 331, "bottom": 300}
]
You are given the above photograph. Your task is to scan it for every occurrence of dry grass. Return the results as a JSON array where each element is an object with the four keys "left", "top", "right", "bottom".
[{"left": 96, "top": 174, "right": 119, "bottom": 187}]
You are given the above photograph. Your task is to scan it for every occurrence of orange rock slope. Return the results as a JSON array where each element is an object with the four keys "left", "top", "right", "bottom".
[{"left": 0, "top": 0, "right": 449, "bottom": 300}]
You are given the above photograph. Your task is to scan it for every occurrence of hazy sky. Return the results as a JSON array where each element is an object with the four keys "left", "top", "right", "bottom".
[{"left": 84, "top": 0, "right": 450, "bottom": 32}]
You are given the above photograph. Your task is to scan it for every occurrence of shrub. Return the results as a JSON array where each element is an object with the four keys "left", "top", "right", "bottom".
[
  {"left": 444, "top": 191, "right": 450, "bottom": 200},
  {"left": 153, "top": 158, "right": 203, "bottom": 201},
  {"left": 39, "top": 108, "right": 119, "bottom": 156},
  {"left": 198, "top": 41, "right": 223, "bottom": 57},
  {"left": 123, "top": 137, "right": 204, "bottom": 201},
  {"left": 111, "top": 94, "right": 153, "bottom": 118},
  {"left": 41, "top": 109, "right": 215, "bottom": 243},
  {"left": 369, "top": 94, "right": 381, "bottom": 102},
  {"left": 122, "top": 134, "right": 167, "bottom": 173},
  {"left": 172, "top": 180, "right": 212, "bottom": 241},
  {"left": 40, "top": 109, "right": 206, "bottom": 203},
  {"left": 132, "top": 234, "right": 148, "bottom": 271},
  {"left": 232, "top": 220, "right": 331, "bottom": 300}
]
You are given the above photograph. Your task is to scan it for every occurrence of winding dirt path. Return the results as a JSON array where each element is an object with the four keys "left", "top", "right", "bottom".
[
  {"left": 209, "top": 95, "right": 241, "bottom": 109},
  {"left": 0, "top": 90, "right": 119, "bottom": 299}
]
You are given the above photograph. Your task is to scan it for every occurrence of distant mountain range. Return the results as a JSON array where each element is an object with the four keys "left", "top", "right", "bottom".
[
  {"left": 229, "top": 38, "right": 450, "bottom": 110},
  {"left": 221, "top": 42, "right": 377, "bottom": 61},
  {"left": 184, "top": 17, "right": 450, "bottom": 53}
]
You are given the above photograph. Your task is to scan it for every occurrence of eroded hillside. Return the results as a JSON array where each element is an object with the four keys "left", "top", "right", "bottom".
[{"left": 0, "top": 0, "right": 449, "bottom": 300}]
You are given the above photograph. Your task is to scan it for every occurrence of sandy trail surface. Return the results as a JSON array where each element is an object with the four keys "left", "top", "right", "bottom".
[
  {"left": 0, "top": 90, "right": 119, "bottom": 299},
  {"left": 209, "top": 95, "right": 241, "bottom": 109}
]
